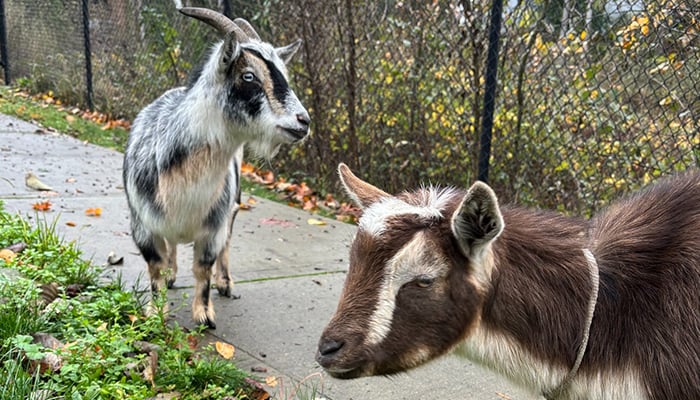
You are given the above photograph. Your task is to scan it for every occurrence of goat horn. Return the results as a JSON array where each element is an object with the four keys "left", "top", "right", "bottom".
[
  {"left": 179, "top": 7, "right": 238, "bottom": 35},
  {"left": 233, "top": 18, "right": 261, "bottom": 41}
]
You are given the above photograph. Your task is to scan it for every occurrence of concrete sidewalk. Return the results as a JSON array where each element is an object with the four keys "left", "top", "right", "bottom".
[{"left": 0, "top": 114, "right": 538, "bottom": 400}]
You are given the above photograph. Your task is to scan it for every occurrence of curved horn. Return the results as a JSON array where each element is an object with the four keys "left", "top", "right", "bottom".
[
  {"left": 234, "top": 18, "right": 261, "bottom": 41},
  {"left": 179, "top": 7, "right": 237, "bottom": 34}
]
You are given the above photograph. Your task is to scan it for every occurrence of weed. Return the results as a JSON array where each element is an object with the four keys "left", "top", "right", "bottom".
[{"left": 0, "top": 203, "right": 257, "bottom": 399}]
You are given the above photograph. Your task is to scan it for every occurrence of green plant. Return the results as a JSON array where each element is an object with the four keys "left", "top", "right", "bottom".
[{"left": 0, "top": 203, "right": 257, "bottom": 399}]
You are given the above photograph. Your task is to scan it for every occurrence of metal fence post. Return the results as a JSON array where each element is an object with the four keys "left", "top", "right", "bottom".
[
  {"left": 222, "top": 0, "right": 232, "bottom": 19},
  {"left": 0, "top": 0, "right": 10, "bottom": 84},
  {"left": 81, "top": 0, "right": 94, "bottom": 110},
  {"left": 477, "top": 0, "right": 505, "bottom": 183}
]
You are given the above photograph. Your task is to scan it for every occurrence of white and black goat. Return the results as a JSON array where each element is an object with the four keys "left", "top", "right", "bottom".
[
  {"left": 123, "top": 7, "right": 309, "bottom": 329},
  {"left": 317, "top": 164, "right": 700, "bottom": 400}
]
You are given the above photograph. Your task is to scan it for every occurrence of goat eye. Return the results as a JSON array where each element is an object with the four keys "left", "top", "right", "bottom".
[
  {"left": 242, "top": 72, "right": 256, "bottom": 82},
  {"left": 415, "top": 276, "right": 434, "bottom": 288}
]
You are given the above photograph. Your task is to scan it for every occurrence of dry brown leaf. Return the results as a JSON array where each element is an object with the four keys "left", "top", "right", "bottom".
[
  {"left": 40, "top": 282, "right": 60, "bottom": 305},
  {"left": 32, "top": 200, "right": 52, "bottom": 211},
  {"left": 143, "top": 351, "right": 158, "bottom": 387},
  {"left": 4, "top": 242, "right": 27, "bottom": 253},
  {"left": 187, "top": 334, "right": 198, "bottom": 350},
  {"left": 215, "top": 341, "right": 235, "bottom": 359},
  {"left": 66, "top": 221, "right": 77, "bottom": 227}
]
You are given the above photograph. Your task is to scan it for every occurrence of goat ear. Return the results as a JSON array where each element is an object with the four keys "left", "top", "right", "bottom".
[
  {"left": 276, "top": 39, "right": 302, "bottom": 64},
  {"left": 338, "top": 163, "right": 389, "bottom": 209},
  {"left": 220, "top": 32, "right": 241, "bottom": 71},
  {"left": 451, "top": 181, "right": 504, "bottom": 257}
]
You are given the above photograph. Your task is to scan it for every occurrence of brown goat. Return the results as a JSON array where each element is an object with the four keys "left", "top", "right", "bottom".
[{"left": 316, "top": 164, "right": 700, "bottom": 400}]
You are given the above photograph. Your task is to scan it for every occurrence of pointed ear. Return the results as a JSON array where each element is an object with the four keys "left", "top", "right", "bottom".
[
  {"left": 451, "top": 181, "right": 504, "bottom": 257},
  {"left": 276, "top": 39, "right": 302, "bottom": 64},
  {"left": 338, "top": 163, "right": 389, "bottom": 209},
  {"left": 220, "top": 32, "right": 241, "bottom": 72}
]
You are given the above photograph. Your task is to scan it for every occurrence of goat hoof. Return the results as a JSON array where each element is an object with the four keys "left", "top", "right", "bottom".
[
  {"left": 217, "top": 285, "right": 232, "bottom": 297},
  {"left": 166, "top": 278, "right": 175, "bottom": 289},
  {"left": 194, "top": 315, "right": 216, "bottom": 330}
]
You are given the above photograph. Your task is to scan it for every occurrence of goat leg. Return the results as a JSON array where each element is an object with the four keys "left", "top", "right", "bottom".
[
  {"left": 165, "top": 240, "right": 178, "bottom": 289},
  {"left": 192, "top": 240, "right": 220, "bottom": 329}
]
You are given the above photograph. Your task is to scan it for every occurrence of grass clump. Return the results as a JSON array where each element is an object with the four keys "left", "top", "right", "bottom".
[
  {"left": 0, "top": 86, "right": 129, "bottom": 151},
  {"left": 0, "top": 203, "right": 256, "bottom": 400}
]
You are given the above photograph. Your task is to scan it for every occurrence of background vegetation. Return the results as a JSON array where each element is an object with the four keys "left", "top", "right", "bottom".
[{"left": 2, "top": 0, "right": 698, "bottom": 214}]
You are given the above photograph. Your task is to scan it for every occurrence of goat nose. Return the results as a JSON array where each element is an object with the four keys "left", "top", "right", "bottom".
[
  {"left": 296, "top": 112, "right": 310, "bottom": 128},
  {"left": 318, "top": 338, "right": 344, "bottom": 357}
]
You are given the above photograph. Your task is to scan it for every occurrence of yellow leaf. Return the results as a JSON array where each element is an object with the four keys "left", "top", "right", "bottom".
[
  {"left": 215, "top": 341, "right": 235, "bottom": 359},
  {"left": 0, "top": 249, "right": 16, "bottom": 262},
  {"left": 580, "top": 30, "right": 587, "bottom": 40},
  {"left": 85, "top": 207, "right": 102, "bottom": 217},
  {"left": 265, "top": 376, "right": 278, "bottom": 387},
  {"left": 307, "top": 218, "right": 327, "bottom": 226},
  {"left": 659, "top": 96, "right": 673, "bottom": 106}
]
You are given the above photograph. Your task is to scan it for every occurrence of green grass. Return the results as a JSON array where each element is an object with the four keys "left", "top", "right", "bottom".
[
  {"left": 0, "top": 86, "right": 129, "bottom": 151},
  {"left": 0, "top": 203, "right": 257, "bottom": 400}
]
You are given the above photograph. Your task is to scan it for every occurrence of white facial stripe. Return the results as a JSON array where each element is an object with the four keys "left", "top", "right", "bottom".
[
  {"left": 364, "top": 232, "right": 448, "bottom": 346},
  {"left": 359, "top": 186, "right": 460, "bottom": 236}
]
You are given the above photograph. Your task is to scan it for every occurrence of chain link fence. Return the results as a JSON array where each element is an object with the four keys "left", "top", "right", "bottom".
[{"left": 1, "top": 0, "right": 697, "bottom": 214}]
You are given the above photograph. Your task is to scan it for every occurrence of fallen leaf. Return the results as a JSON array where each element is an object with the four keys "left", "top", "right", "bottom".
[
  {"left": 241, "top": 162, "right": 256, "bottom": 174},
  {"left": 0, "top": 249, "right": 16, "bottom": 262},
  {"left": 495, "top": 392, "right": 513, "bottom": 400},
  {"left": 215, "top": 341, "right": 235, "bottom": 359},
  {"left": 66, "top": 221, "right": 76, "bottom": 227},
  {"left": 134, "top": 340, "right": 161, "bottom": 353},
  {"left": 251, "top": 366, "right": 268, "bottom": 373},
  {"left": 307, "top": 218, "right": 327, "bottom": 226},
  {"left": 28, "top": 333, "right": 64, "bottom": 374},
  {"left": 247, "top": 197, "right": 257, "bottom": 205},
  {"left": 187, "top": 334, "right": 198, "bottom": 350},
  {"left": 32, "top": 200, "right": 52, "bottom": 211},
  {"left": 106, "top": 251, "right": 124, "bottom": 265},
  {"left": 85, "top": 207, "right": 102, "bottom": 217},
  {"left": 4, "top": 242, "right": 27, "bottom": 253},
  {"left": 239, "top": 202, "right": 252, "bottom": 211},
  {"left": 143, "top": 351, "right": 157, "bottom": 387},
  {"left": 265, "top": 376, "right": 278, "bottom": 387},
  {"left": 65, "top": 115, "right": 76, "bottom": 123},
  {"left": 39, "top": 282, "right": 60, "bottom": 305},
  {"left": 25, "top": 172, "right": 53, "bottom": 191}
]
